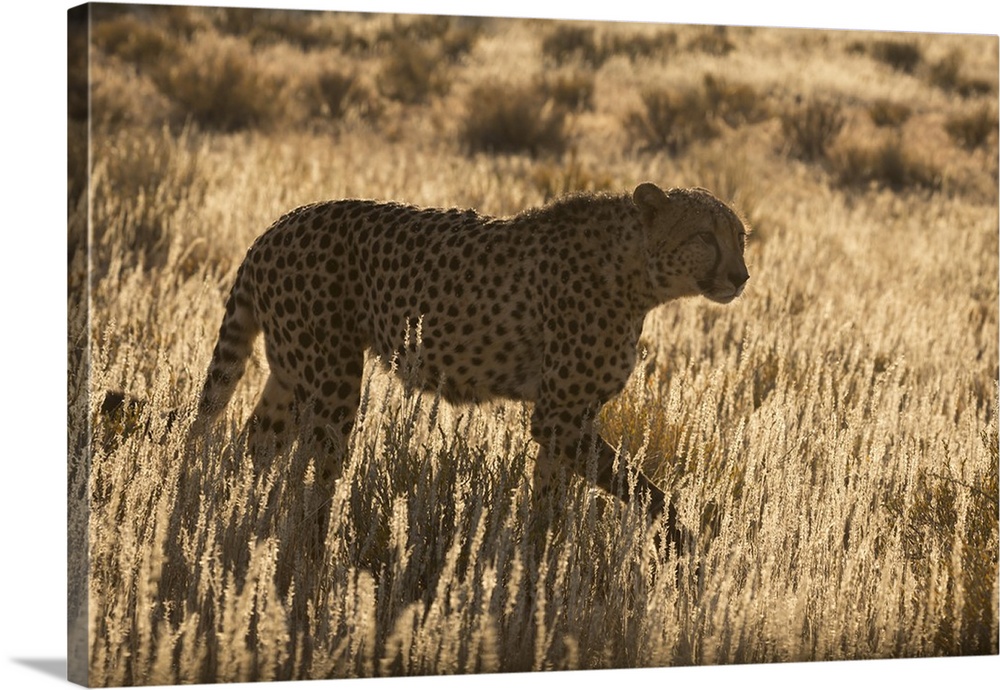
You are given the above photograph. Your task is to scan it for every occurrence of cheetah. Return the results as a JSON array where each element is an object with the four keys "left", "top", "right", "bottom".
[{"left": 195, "top": 182, "right": 749, "bottom": 545}]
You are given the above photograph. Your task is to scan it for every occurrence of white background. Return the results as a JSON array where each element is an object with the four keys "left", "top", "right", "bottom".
[{"left": 2, "top": 1, "right": 997, "bottom": 688}]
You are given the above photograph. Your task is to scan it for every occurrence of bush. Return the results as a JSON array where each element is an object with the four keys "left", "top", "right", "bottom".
[
  {"left": 929, "top": 50, "right": 964, "bottom": 91},
  {"left": 213, "top": 7, "right": 333, "bottom": 50},
  {"left": 868, "top": 98, "right": 912, "bottom": 127},
  {"left": 379, "top": 39, "right": 450, "bottom": 104},
  {"left": 308, "top": 69, "right": 358, "bottom": 119},
  {"left": 89, "top": 57, "right": 174, "bottom": 130},
  {"left": 702, "top": 74, "right": 770, "bottom": 127},
  {"left": 538, "top": 72, "right": 595, "bottom": 112},
  {"left": 930, "top": 49, "right": 996, "bottom": 96},
  {"left": 945, "top": 105, "right": 999, "bottom": 150},
  {"left": 152, "top": 33, "right": 283, "bottom": 132},
  {"left": 625, "top": 74, "right": 768, "bottom": 155},
  {"left": 542, "top": 25, "right": 678, "bottom": 65},
  {"left": 461, "top": 83, "right": 569, "bottom": 156},
  {"left": 299, "top": 70, "right": 380, "bottom": 124},
  {"left": 604, "top": 29, "right": 677, "bottom": 61},
  {"left": 833, "top": 136, "right": 942, "bottom": 192},
  {"left": 871, "top": 39, "right": 922, "bottom": 73},
  {"left": 541, "top": 25, "right": 608, "bottom": 67},
  {"left": 781, "top": 99, "right": 846, "bottom": 162},
  {"left": 378, "top": 15, "right": 482, "bottom": 61},
  {"left": 687, "top": 26, "right": 735, "bottom": 56},
  {"left": 625, "top": 86, "right": 720, "bottom": 154},
  {"left": 437, "top": 21, "right": 483, "bottom": 61},
  {"left": 92, "top": 13, "right": 177, "bottom": 68}
]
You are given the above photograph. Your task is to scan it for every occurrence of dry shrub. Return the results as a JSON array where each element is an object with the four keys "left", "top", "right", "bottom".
[
  {"left": 91, "top": 12, "right": 177, "bottom": 68},
  {"left": 416, "top": 16, "right": 481, "bottom": 58},
  {"left": 378, "top": 15, "right": 482, "bottom": 62},
  {"left": 537, "top": 72, "right": 595, "bottom": 112},
  {"left": 868, "top": 98, "right": 912, "bottom": 127},
  {"left": 153, "top": 32, "right": 284, "bottom": 131},
  {"left": 946, "top": 104, "right": 999, "bottom": 150},
  {"left": 833, "top": 135, "right": 943, "bottom": 192},
  {"left": 440, "top": 26, "right": 482, "bottom": 61},
  {"left": 626, "top": 75, "right": 766, "bottom": 154},
  {"left": 870, "top": 39, "right": 923, "bottom": 73},
  {"left": 89, "top": 56, "right": 174, "bottom": 130},
  {"left": 541, "top": 25, "right": 608, "bottom": 67},
  {"left": 327, "top": 22, "right": 374, "bottom": 55},
  {"left": 929, "top": 50, "right": 965, "bottom": 91},
  {"left": 929, "top": 49, "right": 996, "bottom": 96},
  {"left": 605, "top": 29, "right": 677, "bottom": 61},
  {"left": 153, "top": 5, "right": 210, "bottom": 39},
  {"left": 686, "top": 26, "right": 735, "bottom": 56},
  {"left": 781, "top": 98, "right": 846, "bottom": 162},
  {"left": 316, "top": 69, "right": 357, "bottom": 118},
  {"left": 461, "top": 83, "right": 569, "bottom": 156},
  {"left": 702, "top": 74, "right": 771, "bottom": 127},
  {"left": 297, "top": 68, "right": 359, "bottom": 120},
  {"left": 212, "top": 6, "right": 334, "bottom": 50},
  {"left": 625, "top": 86, "right": 720, "bottom": 154},
  {"left": 542, "top": 25, "right": 678, "bottom": 66},
  {"left": 379, "top": 39, "right": 451, "bottom": 104}
]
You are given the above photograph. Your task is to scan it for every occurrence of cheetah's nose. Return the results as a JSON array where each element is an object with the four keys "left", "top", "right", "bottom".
[{"left": 729, "top": 268, "right": 750, "bottom": 290}]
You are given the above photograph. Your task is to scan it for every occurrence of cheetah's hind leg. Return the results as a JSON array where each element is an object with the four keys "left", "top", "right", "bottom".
[{"left": 243, "top": 372, "right": 297, "bottom": 469}]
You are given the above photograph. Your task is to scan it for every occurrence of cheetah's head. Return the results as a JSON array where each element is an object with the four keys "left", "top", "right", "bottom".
[{"left": 633, "top": 182, "right": 749, "bottom": 305}]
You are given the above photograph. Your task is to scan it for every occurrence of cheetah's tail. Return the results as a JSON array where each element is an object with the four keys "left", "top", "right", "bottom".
[{"left": 193, "top": 263, "right": 260, "bottom": 431}]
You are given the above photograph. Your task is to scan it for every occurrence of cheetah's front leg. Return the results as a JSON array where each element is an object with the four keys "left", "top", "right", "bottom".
[{"left": 529, "top": 404, "right": 684, "bottom": 555}]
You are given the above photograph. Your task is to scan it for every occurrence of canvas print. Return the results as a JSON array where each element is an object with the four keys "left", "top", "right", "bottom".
[{"left": 67, "top": 3, "right": 999, "bottom": 686}]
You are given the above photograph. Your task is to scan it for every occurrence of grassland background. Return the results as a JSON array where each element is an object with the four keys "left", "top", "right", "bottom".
[{"left": 65, "top": 2, "right": 998, "bottom": 687}]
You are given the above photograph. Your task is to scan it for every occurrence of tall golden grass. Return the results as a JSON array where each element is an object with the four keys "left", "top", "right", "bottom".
[{"left": 68, "top": 7, "right": 998, "bottom": 686}]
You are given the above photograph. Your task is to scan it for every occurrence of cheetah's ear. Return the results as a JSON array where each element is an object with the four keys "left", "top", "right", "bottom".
[{"left": 633, "top": 182, "right": 670, "bottom": 223}]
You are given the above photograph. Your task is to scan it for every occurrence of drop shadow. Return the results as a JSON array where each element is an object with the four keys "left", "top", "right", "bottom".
[{"left": 12, "top": 658, "right": 66, "bottom": 681}]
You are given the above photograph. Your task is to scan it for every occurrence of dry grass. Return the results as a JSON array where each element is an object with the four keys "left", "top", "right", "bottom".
[{"left": 69, "top": 7, "right": 998, "bottom": 686}]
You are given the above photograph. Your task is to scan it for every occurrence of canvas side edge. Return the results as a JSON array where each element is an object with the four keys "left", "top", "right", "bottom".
[{"left": 67, "top": 3, "right": 92, "bottom": 687}]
